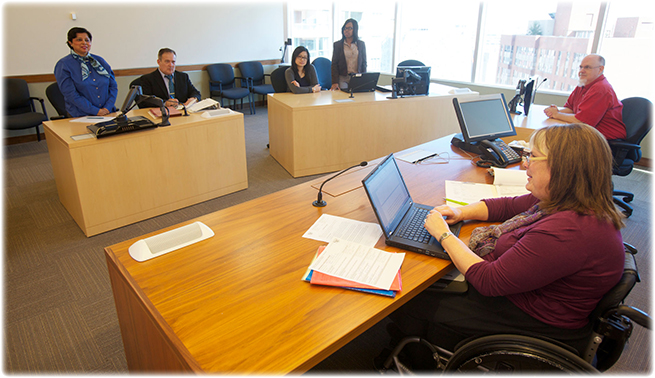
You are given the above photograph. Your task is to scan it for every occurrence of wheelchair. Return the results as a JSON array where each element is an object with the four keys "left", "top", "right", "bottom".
[{"left": 379, "top": 243, "right": 651, "bottom": 373}]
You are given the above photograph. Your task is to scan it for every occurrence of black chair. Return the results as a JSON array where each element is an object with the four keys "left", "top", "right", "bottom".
[
  {"left": 312, "top": 57, "right": 332, "bottom": 90},
  {"left": 45, "top": 82, "right": 67, "bottom": 120},
  {"left": 380, "top": 243, "right": 651, "bottom": 373},
  {"left": 398, "top": 59, "right": 425, "bottom": 67},
  {"left": 610, "top": 97, "right": 652, "bottom": 217},
  {"left": 128, "top": 76, "right": 145, "bottom": 108},
  {"left": 238, "top": 61, "right": 274, "bottom": 114},
  {"left": 4, "top": 78, "right": 48, "bottom": 141},
  {"left": 270, "top": 66, "right": 289, "bottom": 93},
  {"left": 207, "top": 63, "right": 251, "bottom": 114}
]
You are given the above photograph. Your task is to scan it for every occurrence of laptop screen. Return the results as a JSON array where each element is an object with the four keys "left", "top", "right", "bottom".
[{"left": 362, "top": 154, "right": 413, "bottom": 237}]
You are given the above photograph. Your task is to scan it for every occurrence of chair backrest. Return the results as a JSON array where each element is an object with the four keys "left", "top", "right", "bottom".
[
  {"left": 312, "top": 57, "right": 332, "bottom": 90},
  {"left": 621, "top": 97, "right": 652, "bottom": 146},
  {"left": 207, "top": 64, "right": 236, "bottom": 92},
  {"left": 398, "top": 59, "right": 425, "bottom": 67},
  {"left": 4, "top": 78, "right": 32, "bottom": 115},
  {"left": 270, "top": 66, "right": 289, "bottom": 93},
  {"left": 238, "top": 61, "right": 265, "bottom": 85},
  {"left": 130, "top": 77, "right": 142, "bottom": 88},
  {"left": 46, "top": 82, "right": 67, "bottom": 117}
]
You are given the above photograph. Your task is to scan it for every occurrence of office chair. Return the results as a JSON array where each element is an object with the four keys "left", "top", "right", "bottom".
[
  {"left": 610, "top": 97, "right": 652, "bottom": 217},
  {"left": 4, "top": 78, "right": 48, "bottom": 141},
  {"left": 312, "top": 57, "right": 332, "bottom": 90},
  {"left": 398, "top": 59, "right": 425, "bottom": 67},
  {"left": 238, "top": 61, "right": 274, "bottom": 114},
  {"left": 45, "top": 82, "right": 67, "bottom": 120},
  {"left": 270, "top": 66, "right": 289, "bottom": 93},
  {"left": 380, "top": 243, "right": 651, "bottom": 373},
  {"left": 207, "top": 63, "right": 251, "bottom": 114}
]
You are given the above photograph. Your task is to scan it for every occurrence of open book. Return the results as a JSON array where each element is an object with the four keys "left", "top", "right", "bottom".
[{"left": 445, "top": 167, "right": 530, "bottom": 206}]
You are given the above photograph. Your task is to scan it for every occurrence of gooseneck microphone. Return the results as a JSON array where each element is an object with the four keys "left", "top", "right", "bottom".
[{"left": 312, "top": 161, "right": 368, "bottom": 207}]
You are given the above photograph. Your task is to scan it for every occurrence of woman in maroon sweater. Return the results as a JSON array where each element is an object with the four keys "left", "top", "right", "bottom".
[{"left": 389, "top": 123, "right": 625, "bottom": 356}]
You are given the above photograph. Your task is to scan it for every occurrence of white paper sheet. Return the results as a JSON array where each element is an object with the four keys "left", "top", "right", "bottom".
[
  {"left": 303, "top": 214, "right": 382, "bottom": 247},
  {"left": 70, "top": 116, "right": 113, "bottom": 123},
  {"left": 308, "top": 238, "right": 404, "bottom": 290}
]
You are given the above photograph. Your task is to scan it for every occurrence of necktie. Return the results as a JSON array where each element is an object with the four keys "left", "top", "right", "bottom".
[{"left": 165, "top": 74, "right": 175, "bottom": 98}]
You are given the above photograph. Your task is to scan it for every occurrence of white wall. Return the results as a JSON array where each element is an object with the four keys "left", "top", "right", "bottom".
[
  {"left": 3, "top": 2, "right": 285, "bottom": 137},
  {"left": 3, "top": 3, "right": 284, "bottom": 74}
]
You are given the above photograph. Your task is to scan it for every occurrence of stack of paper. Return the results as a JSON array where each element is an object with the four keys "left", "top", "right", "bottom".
[
  {"left": 445, "top": 167, "right": 530, "bottom": 206},
  {"left": 302, "top": 239, "right": 404, "bottom": 297}
]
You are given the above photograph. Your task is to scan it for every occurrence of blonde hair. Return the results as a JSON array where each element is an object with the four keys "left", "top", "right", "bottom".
[{"left": 530, "top": 123, "right": 624, "bottom": 229}]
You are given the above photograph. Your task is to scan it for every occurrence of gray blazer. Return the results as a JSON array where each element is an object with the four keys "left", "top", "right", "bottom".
[{"left": 284, "top": 64, "right": 319, "bottom": 94}]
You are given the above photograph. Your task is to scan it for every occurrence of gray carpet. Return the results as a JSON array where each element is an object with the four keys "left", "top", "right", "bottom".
[{"left": 3, "top": 107, "right": 652, "bottom": 373}]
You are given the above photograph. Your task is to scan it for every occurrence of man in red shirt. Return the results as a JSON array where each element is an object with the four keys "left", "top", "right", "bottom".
[{"left": 544, "top": 54, "right": 626, "bottom": 140}]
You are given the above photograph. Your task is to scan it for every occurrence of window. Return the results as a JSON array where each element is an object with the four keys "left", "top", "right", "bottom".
[
  {"left": 287, "top": 2, "right": 653, "bottom": 101},
  {"left": 396, "top": 2, "right": 479, "bottom": 82},
  {"left": 597, "top": 3, "right": 655, "bottom": 99},
  {"left": 477, "top": 2, "right": 600, "bottom": 90},
  {"left": 288, "top": 3, "right": 332, "bottom": 61}
]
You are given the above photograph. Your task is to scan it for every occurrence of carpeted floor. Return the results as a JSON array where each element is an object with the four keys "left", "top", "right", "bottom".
[{"left": 3, "top": 106, "right": 652, "bottom": 374}]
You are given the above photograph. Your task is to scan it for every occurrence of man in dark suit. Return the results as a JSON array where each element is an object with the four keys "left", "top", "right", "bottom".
[{"left": 140, "top": 48, "right": 201, "bottom": 108}]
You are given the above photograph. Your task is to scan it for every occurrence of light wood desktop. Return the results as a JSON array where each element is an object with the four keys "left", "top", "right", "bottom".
[
  {"left": 43, "top": 109, "right": 248, "bottom": 236},
  {"left": 267, "top": 84, "right": 478, "bottom": 177},
  {"left": 104, "top": 127, "right": 535, "bottom": 374}
]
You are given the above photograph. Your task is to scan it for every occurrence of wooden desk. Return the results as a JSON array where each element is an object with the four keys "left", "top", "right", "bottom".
[
  {"left": 268, "top": 84, "right": 478, "bottom": 177},
  {"left": 43, "top": 109, "right": 248, "bottom": 236},
  {"left": 104, "top": 127, "right": 534, "bottom": 374}
]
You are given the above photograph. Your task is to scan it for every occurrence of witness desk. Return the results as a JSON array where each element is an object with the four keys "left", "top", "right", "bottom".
[
  {"left": 43, "top": 109, "right": 247, "bottom": 236},
  {"left": 105, "top": 127, "right": 537, "bottom": 374},
  {"left": 268, "top": 85, "right": 478, "bottom": 177}
]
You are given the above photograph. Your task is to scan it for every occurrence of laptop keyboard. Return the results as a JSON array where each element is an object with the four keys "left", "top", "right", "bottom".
[{"left": 397, "top": 207, "right": 431, "bottom": 243}]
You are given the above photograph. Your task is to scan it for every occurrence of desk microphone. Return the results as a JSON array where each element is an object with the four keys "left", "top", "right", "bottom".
[{"left": 312, "top": 161, "right": 368, "bottom": 207}]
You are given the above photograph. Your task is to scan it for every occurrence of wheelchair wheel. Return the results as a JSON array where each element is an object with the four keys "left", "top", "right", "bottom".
[{"left": 444, "top": 334, "right": 598, "bottom": 373}]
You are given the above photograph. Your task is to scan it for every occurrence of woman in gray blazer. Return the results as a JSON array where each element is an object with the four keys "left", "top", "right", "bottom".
[{"left": 285, "top": 46, "right": 321, "bottom": 94}]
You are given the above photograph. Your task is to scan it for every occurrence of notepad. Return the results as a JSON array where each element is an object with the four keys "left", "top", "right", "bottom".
[{"left": 445, "top": 167, "right": 530, "bottom": 206}]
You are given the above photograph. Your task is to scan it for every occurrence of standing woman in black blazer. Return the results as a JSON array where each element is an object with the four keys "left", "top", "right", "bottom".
[{"left": 330, "top": 18, "right": 367, "bottom": 91}]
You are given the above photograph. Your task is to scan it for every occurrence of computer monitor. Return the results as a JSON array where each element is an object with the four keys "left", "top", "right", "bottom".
[
  {"left": 395, "top": 66, "right": 430, "bottom": 96},
  {"left": 119, "top": 85, "right": 143, "bottom": 115},
  {"left": 452, "top": 93, "right": 517, "bottom": 144},
  {"left": 523, "top": 79, "right": 535, "bottom": 115}
]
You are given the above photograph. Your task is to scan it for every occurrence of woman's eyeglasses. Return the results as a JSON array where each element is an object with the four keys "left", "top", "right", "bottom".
[{"left": 522, "top": 153, "right": 548, "bottom": 166}]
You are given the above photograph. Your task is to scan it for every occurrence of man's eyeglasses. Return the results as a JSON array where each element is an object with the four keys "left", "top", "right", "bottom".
[
  {"left": 522, "top": 153, "right": 548, "bottom": 166},
  {"left": 579, "top": 65, "right": 601, "bottom": 71}
]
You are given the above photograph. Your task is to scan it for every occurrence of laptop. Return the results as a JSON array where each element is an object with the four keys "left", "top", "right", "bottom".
[
  {"left": 341, "top": 72, "right": 380, "bottom": 93},
  {"left": 362, "top": 153, "right": 462, "bottom": 260}
]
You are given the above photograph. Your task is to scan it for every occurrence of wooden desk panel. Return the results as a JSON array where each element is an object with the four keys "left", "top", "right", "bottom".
[
  {"left": 105, "top": 128, "right": 534, "bottom": 374},
  {"left": 268, "top": 86, "right": 478, "bottom": 177},
  {"left": 44, "top": 110, "right": 248, "bottom": 236}
]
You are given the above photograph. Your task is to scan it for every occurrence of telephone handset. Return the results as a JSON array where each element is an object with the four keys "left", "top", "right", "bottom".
[{"left": 478, "top": 139, "right": 522, "bottom": 168}]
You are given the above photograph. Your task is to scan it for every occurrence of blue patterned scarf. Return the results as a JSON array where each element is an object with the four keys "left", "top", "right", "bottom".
[
  {"left": 70, "top": 50, "right": 110, "bottom": 81},
  {"left": 468, "top": 204, "right": 546, "bottom": 257}
]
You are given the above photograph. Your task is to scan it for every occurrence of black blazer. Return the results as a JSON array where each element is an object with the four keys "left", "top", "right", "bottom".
[
  {"left": 139, "top": 69, "right": 201, "bottom": 108},
  {"left": 331, "top": 39, "right": 367, "bottom": 85}
]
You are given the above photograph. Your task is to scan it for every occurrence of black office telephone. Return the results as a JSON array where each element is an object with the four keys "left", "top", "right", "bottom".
[{"left": 478, "top": 139, "right": 522, "bottom": 168}]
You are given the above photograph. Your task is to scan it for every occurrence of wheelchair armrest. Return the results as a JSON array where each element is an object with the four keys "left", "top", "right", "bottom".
[
  {"left": 616, "top": 305, "right": 651, "bottom": 330},
  {"left": 623, "top": 242, "right": 637, "bottom": 255}
]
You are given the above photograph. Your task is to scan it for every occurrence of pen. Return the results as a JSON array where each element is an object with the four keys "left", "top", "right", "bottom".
[
  {"left": 443, "top": 198, "right": 469, "bottom": 206},
  {"left": 416, "top": 153, "right": 437, "bottom": 163}
]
